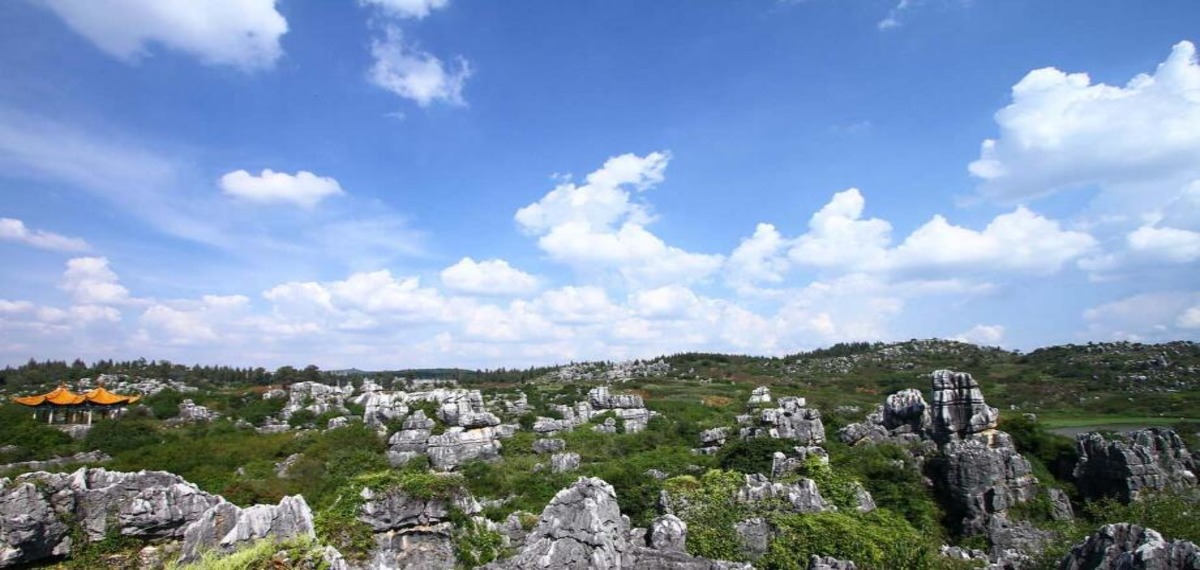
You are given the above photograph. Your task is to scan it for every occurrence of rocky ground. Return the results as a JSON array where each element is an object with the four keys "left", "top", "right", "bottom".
[{"left": 0, "top": 340, "right": 1198, "bottom": 569}]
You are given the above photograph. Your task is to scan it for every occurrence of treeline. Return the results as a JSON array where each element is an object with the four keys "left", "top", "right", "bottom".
[
  {"left": 0, "top": 358, "right": 282, "bottom": 390},
  {"left": 0, "top": 358, "right": 555, "bottom": 391}
]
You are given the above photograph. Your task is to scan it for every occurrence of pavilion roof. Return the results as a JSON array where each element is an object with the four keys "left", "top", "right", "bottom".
[{"left": 11, "top": 384, "right": 141, "bottom": 407}]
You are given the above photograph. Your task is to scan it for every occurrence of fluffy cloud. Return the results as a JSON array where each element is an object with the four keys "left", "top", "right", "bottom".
[
  {"left": 138, "top": 295, "right": 249, "bottom": 345},
  {"left": 516, "top": 152, "right": 723, "bottom": 288},
  {"left": 440, "top": 258, "right": 539, "bottom": 296},
  {"left": 788, "top": 188, "right": 891, "bottom": 269},
  {"left": 888, "top": 207, "right": 1096, "bottom": 274},
  {"left": 953, "top": 324, "right": 1006, "bottom": 346},
  {"left": 725, "top": 223, "right": 788, "bottom": 289},
  {"left": 41, "top": 0, "right": 287, "bottom": 70},
  {"left": 369, "top": 27, "right": 471, "bottom": 107},
  {"left": 1126, "top": 225, "right": 1200, "bottom": 264},
  {"left": 771, "top": 189, "right": 1095, "bottom": 276},
  {"left": 970, "top": 41, "right": 1200, "bottom": 215},
  {"left": 361, "top": 0, "right": 449, "bottom": 19},
  {"left": 1083, "top": 291, "right": 1200, "bottom": 341},
  {"left": 60, "top": 257, "right": 129, "bottom": 305},
  {"left": 0, "top": 218, "right": 90, "bottom": 252},
  {"left": 220, "top": 169, "right": 344, "bottom": 208}
]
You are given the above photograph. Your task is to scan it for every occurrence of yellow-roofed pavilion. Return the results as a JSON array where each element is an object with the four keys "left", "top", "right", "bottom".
[{"left": 11, "top": 383, "right": 141, "bottom": 424}]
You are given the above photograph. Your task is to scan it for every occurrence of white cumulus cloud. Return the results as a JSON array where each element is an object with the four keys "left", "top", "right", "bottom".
[
  {"left": 0, "top": 218, "right": 90, "bottom": 252},
  {"left": 516, "top": 152, "right": 722, "bottom": 288},
  {"left": 970, "top": 41, "right": 1200, "bottom": 216},
  {"left": 440, "top": 257, "right": 539, "bottom": 296},
  {"left": 369, "top": 27, "right": 471, "bottom": 107},
  {"left": 220, "top": 169, "right": 344, "bottom": 208},
  {"left": 361, "top": 0, "right": 449, "bottom": 19},
  {"left": 41, "top": 0, "right": 287, "bottom": 70},
  {"left": 60, "top": 257, "right": 129, "bottom": 305},
  {"left": 953, "top": 324, "right": 1006, "bottom": 346}
]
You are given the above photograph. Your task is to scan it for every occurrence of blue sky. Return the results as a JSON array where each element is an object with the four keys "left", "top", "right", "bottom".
[{"left": 1, "top": 0, "right": 1198, "bottom": 369}]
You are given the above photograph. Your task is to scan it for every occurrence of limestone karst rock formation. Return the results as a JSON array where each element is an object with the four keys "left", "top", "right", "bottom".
[
  {"left": 739, "top": 395, "right": 825, "bottom": 445},
  {"left": 356, "top": 479, "right": 483, "bottom": 569},
  {"left": 486, "top": 477, "right": 751, "bottom": 570},
  {"left": 1059, "top": 523, "right": 1200, "bottom": 570},
  {"left": 387, "top": 409, "right": 435, "bottom": 466},
  {"left": 1072, "top": 428, "right": 1198, "bottom": 503},
  {"left": 0, "top": 468, "right": 316, "bottom": 568}
]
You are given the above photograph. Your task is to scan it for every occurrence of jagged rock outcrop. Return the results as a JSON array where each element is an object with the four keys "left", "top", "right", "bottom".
[
  {"left": 175, "top": 399, "right": 219, "bottom": 422},
  {"left": 180, "top": 495, "right": 315, "bottom": 562},
  {"left": 1073, "top": 428, "right": 1198, "bottom": 503},
  {"left": 594, "top": 417, "right": 619, "bottom": 434},
  {"left": 588, "top": 387, "right": 657, "bottom": 433},
  {"left": 740, "top": 396, "right": 825, "bottom": 445},
  {"left": 808, "top": 556, "right": 858, "bottom": 570},
  {"left": 769, "top": 447, "right": 829, "bottom": 479},
  {"left": 353, "top": 391, "right": 409, "bottom": 427},
  {"left": 930, "top": 370, "right": 999, "bottom": 443},
  {"left": 747, "top": 386, "right": 771, "bottom": 407},
  {"left": 736, "top": 474, "right": 831, "bottom": 513},
  {"left": 649, "top": 515, "right": 687, "bottom": 552},
  {"left": 358, "top": 479, "right": 482, "bottom": 570},
  {"left": 387, "top": 410, "right": 435, "bottom": 466},
  {"left": 836, "top": 421, "right": 889, "bottom": 446},
  {"left": 281, "top": 381, "right": 353, "bottom": 421},
  {"left": 533, "top": 417, "right": 577, "bottom": 435},
  {"left": 695, "top": 427, "right": 729, "bottom": 455},
  {"left": 1059, "top": 523, "right": 1200, "bottom": 570},
  {"left": 882, "top": 388, "right": 930, "bottom": 435},
  {"left": 533, "top": 438, "right": 566, "bottom": 454},
  {"left": 493, "top": 477, "right": 631, "bottom": 569},
  {"left": 488, "top": 478, "right": 750, "bottom": 570},
  {"left": 0, "top": 451, "right": 110, "bottom": 474},
  {"left": 940, "top": 435, "right": 1038, "bottom": 535},
  {"left": 426, "top": 427, "right": 504, "bottom": 471},
  {"left": 439, "top": 390, "right": 502, "bottom": 429},
  {"left": 551, "top": 452, "right": 581, "bottom": 473},
  {"left": 0, "top": 468, "right": 314, "bottom": 568},
  {"left": 1048, "top": 488, "right": 1075, "bottom": 521}
]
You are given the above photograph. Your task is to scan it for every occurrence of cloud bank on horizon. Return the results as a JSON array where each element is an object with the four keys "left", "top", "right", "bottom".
[{"left": 0, "top": 0, "right": 1197, "bottom": 369}]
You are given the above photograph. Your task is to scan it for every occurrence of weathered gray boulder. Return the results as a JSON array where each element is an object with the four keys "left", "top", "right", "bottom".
[
  {"left": 747, "top": 386, "right": 771, "bottom": 407},
  {"left": 386, "top": 410, "right": 434, "bottom": 466},
  {"left": 740, "top": 397, "right": 825, "bottom": 445},
  {"left": 649, "top": 515, "right": 687, "bottom": 552},
  {"left": 494, "top": 477, "right": 632, "bottom": 569},
  {"left": 358, "top": 478, "right": 481, "bottom": 570},
  {"left": 594, "top": 417, "right": 619, "bottom": 434},
  {"left": 533, "top": 438, "right": 566, "bottom": 454},
  {"left": 808, "top": 556, "right": 858, "bottom": 570},
  {"left": 438, "top": 390, "right": 501, "bottom": 428},
  {"left": 0, "top": 468, "right": 317, "bottom": 568},
  {"left": 930, "top": 370, "right": 999, "bottom": 443},
  {"left": 533, "top": 417, "right": 576, "bottom": 435},
  {"left": 695, "top": 428, "right": 729, "bottom": 455},
  {"left": 735, "top": 517, "right": 770, "bottom": 560},
  {"left": 281, "top": 381, "right": 352, "bottom": 421},
  {"left": 488, "top": 477, "right": 748, "bottom": 570},
  {"left": 1073, "top": 428, "right": 1197, "bottom": 503},
  {"left": 736, "top": 474, "right": 830, "bottom": 513},
  {"left": 426, "top": 427, "right": 503, "bottom": 471},
  {"left": 836, "top": 422, "right": 889, "bottom": 446},
  {"left": 176, "top": 399, "right": 219, "bottom": 422},
  {"left": 1059, "top": 523, "right": 1200, "bottom": 570},
  {"left": 1048, "top": 487, "right": 1075, "bottom": 521},
  {"left": 589, "top": 386, "right": 645, "bottom": 410},
  {"left": 882, "top": 388, "right": 930, "bottom": 435},
  {"left": 353, "top": 391, "right": 408, "bottom": 426},
  {"left": 551, "top": 452, "right": 581, "bottom": 473},
  {"left": 939, "top": 437, "right": 1037, "bottom": 536},
  {"left": 180, "top": 495, "right": 315, "bottom": 562}
]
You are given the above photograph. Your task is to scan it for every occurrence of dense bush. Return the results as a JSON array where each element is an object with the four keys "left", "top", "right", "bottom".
[
  {"left": 828, "top": 442, "right": 944, "bottom": 533},
  {"left": 759, "top": 510, "right": 939, "bottom": 570},
  {"left": 717, "top": 437, "right": 798, "bottom": 476},
  {"left": 0, "top": 404, "right": 75, "bottom": 462},
  {"left": 999, "top": 415, "right": 1078, "bottom": 482},
  {"left": 84, "top": 414, "right": 161, "bottom": 456}
]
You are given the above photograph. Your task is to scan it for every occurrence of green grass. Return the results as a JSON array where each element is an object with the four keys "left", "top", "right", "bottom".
[{"left": 1038, "top": 415, "right": 1198, "bottom": 429}]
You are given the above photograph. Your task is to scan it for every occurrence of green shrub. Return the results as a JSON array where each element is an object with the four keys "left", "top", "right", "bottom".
[
  {"left": 84, "top": 416, "right": 160, "bottom": 456},
  {"left": 142, "top": 389, "right": 186, "bottom": 420},
  {"left": 716, "top": 437, "right": 797, "bottom": 476},
  {"left": 759, "top": 509, "right": 938, "bottom": 570},
  {"left": 454, "top": 518, "right": 506, "bottom": 568},
  {"left": 0, "top": 404, "right": 75, "bottom": 462}
]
